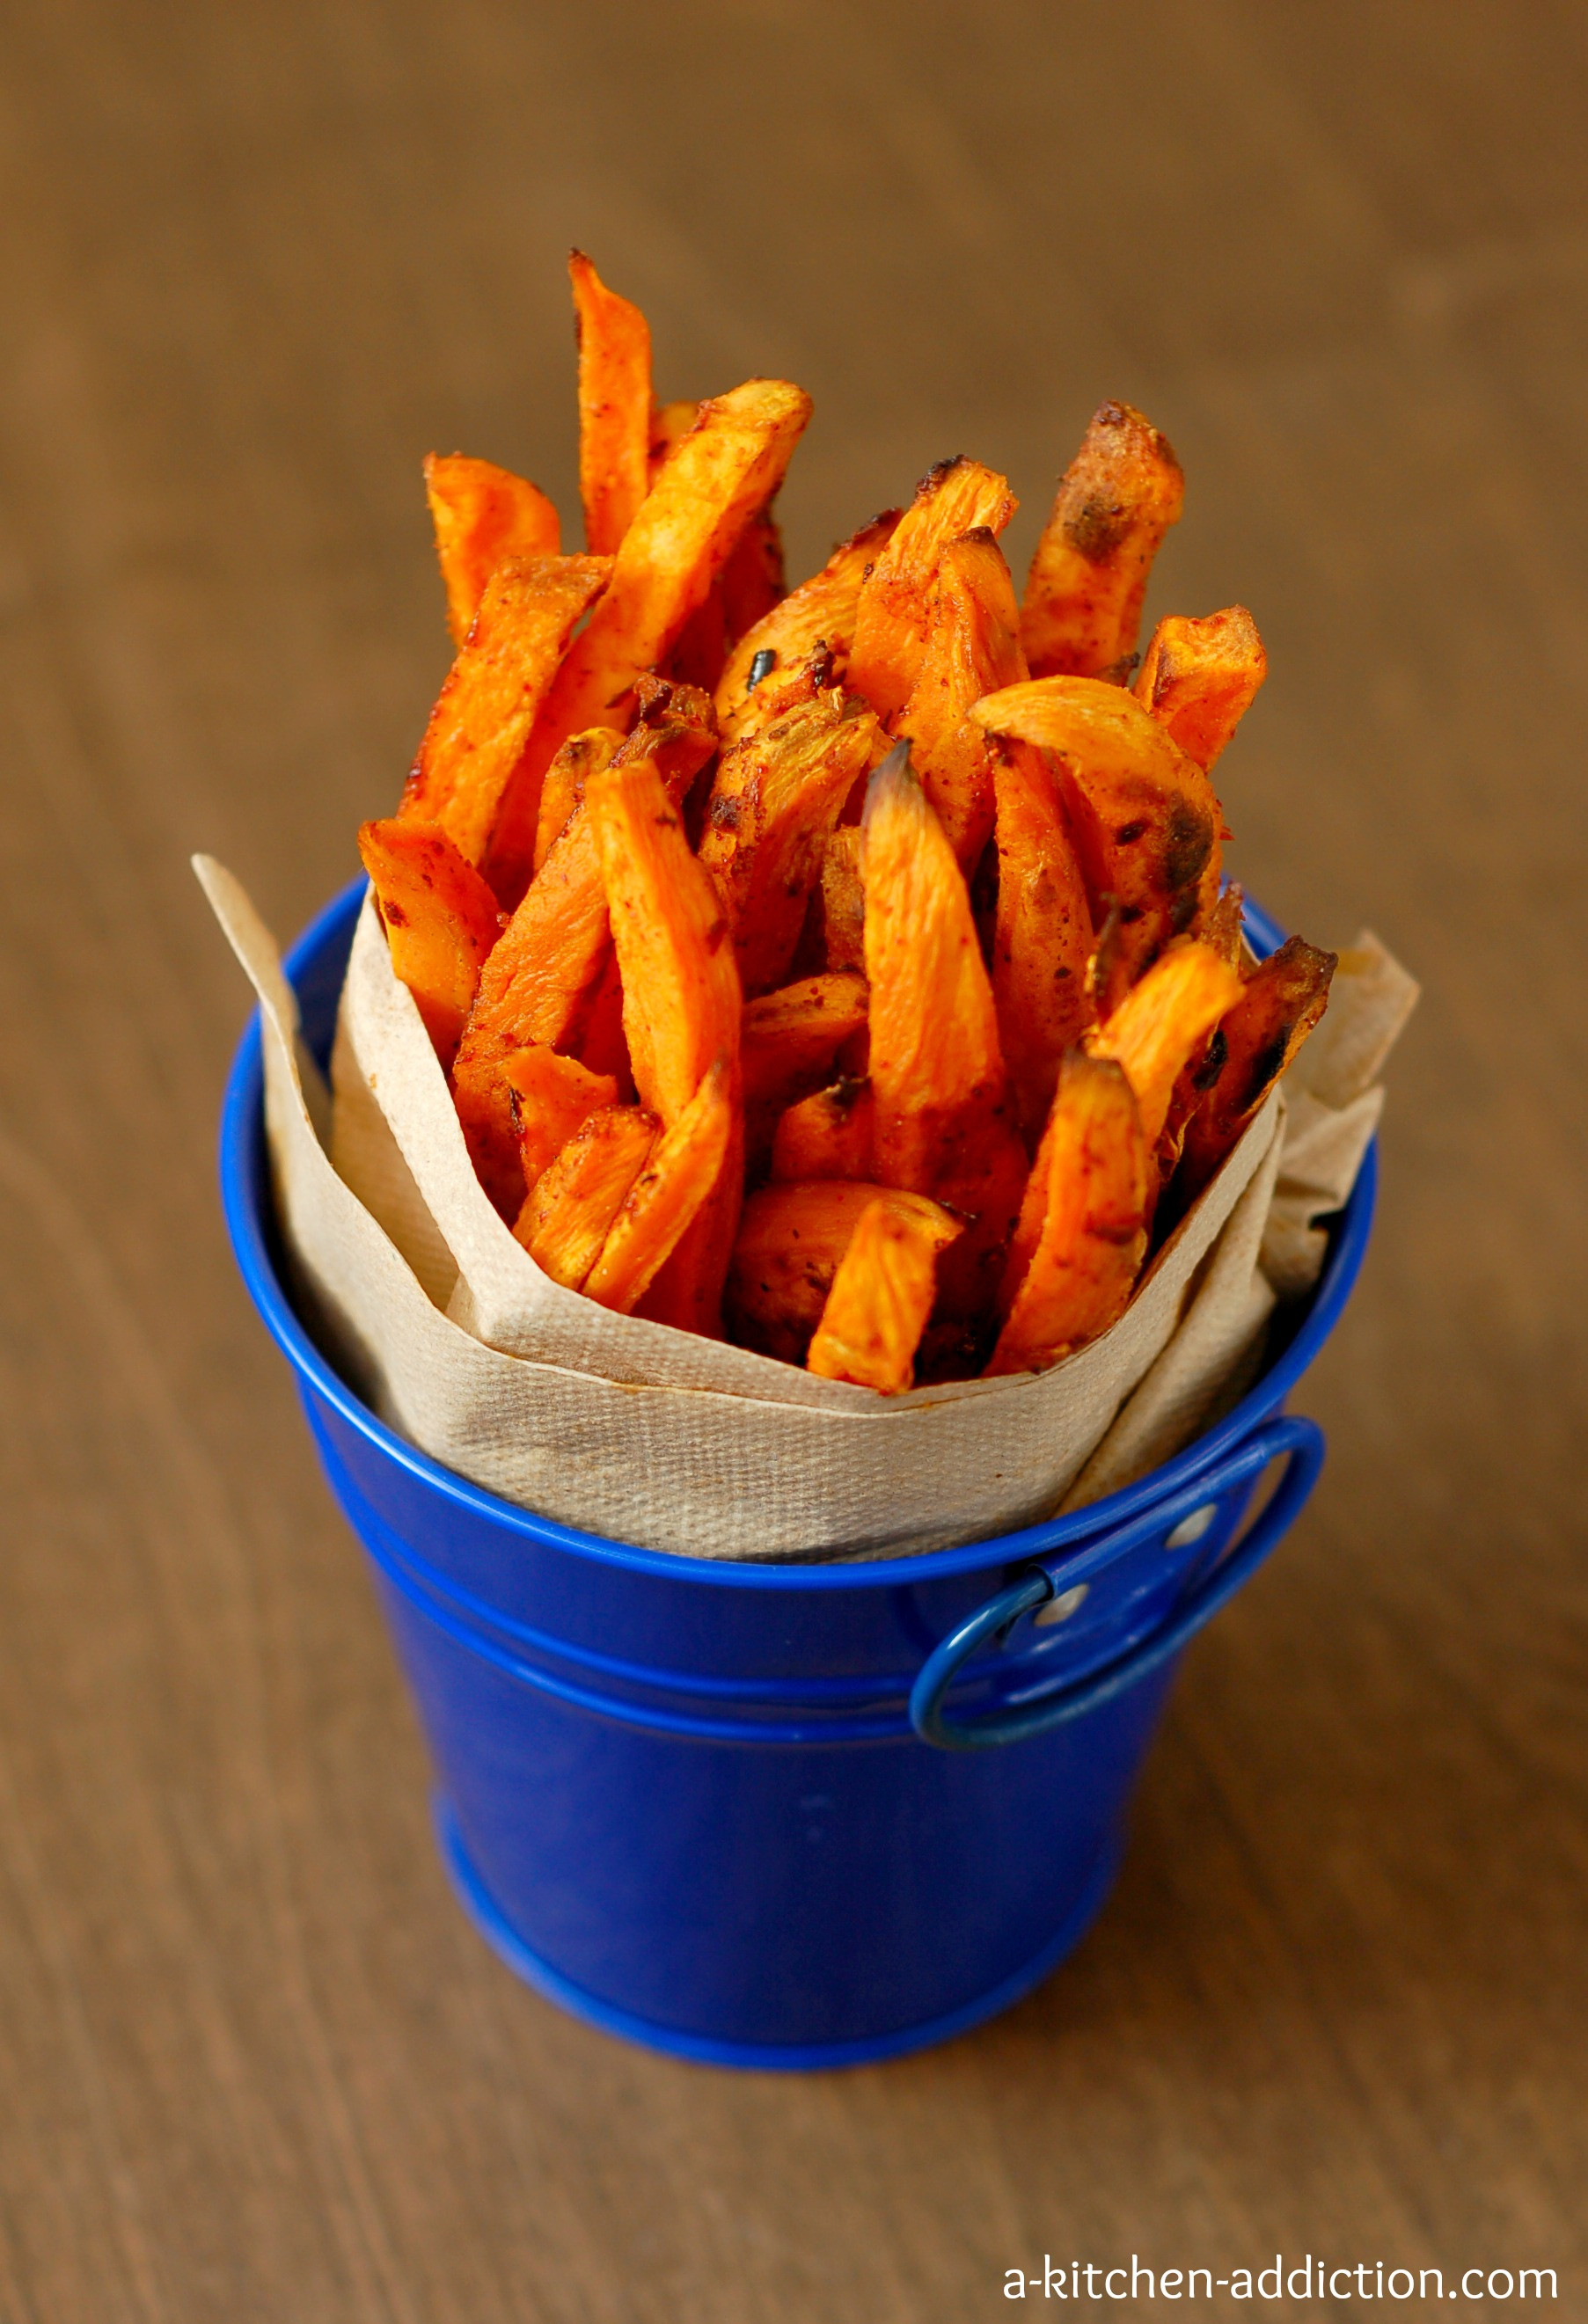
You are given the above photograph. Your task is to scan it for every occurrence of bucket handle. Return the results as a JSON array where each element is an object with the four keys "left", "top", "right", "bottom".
[{"left": 909, "top": 1414, "right": 1326, "bottom": 1752}]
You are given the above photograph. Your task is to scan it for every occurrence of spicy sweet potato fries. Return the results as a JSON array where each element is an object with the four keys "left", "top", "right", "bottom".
[{"left": 357, "top": 254, "right": 1335, "bottom": 1392}]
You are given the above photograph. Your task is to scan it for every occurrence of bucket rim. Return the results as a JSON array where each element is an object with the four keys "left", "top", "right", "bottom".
[{"left": 219, "top": 876, "right": 1375, "bottom": 1592}]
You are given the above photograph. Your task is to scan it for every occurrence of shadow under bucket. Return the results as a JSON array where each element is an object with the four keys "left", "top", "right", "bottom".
[{"left": 220, "top": 881, "right": 1373, "bottom": 2071}]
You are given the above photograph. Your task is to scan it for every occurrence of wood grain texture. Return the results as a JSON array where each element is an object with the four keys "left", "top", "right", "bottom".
[{"left": 0, "top": 0, "right": 1585, "bottom": 2313}]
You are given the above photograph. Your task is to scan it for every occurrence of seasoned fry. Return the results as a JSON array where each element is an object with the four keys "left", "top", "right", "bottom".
[
  {"left": 699, "top": 692, "right": 882, "bottom": 997},
  {"left": 972, "top": 676, "right": 1224, "bottom": 1013},
  {"left": 1179, "top": 938, "right": 1336, "bottom": 1197},
  {"left": 516, "top": 1104, "right": 659, "bottom": 1287},
  {"left": 896, "top": 528, "right": 1025, "bottom": 868},
  {"left": 574, "top": 949, "right": 631, "bottom": 1085},
  {"left": 583, "top": 1061, "right": 735, "bottom": 1314},
  {"left": 590, "top": 755, "right": 745, "bottom": 1332},
  {"left": 509, "top": 378, "right": 812, "bottom": 806},
  {"left": 849, "top": 459, "right": 1017, "bottom": 721},
  {"left": 571, "top": 250, "right": 652, "bottom": 558},
  {"left": 987, "top": 1053, "right": 1149, "bottom": 1377},
  {"left": 502, "top": 1045, "right": 620, "bottom": 1196},
  {"left": 355, "top": 261, "right": 1347, "bottom": 1381},
  {"left": 1149, "top": 888, "right": 1248, "bottom": 1188},
  {"left": 670, "top": 584, "right": 728, "bottom": 692},
  {"left": 1021, "top": 400, "right": 1183, "bottom": 681},
  {"left": 862, "top": 742, "right": 1008, "bottom": 1192},
  {"left": 741, "top": 969, "right": 871, "bottom": 1166},
  {"left": 715, "top": 512, "right": 899, "bottom": 745},
  {"left": 819, "top": 826, "right": 867, "bottom": 972},
  {"left": 806, "top": 1193, "right": 962, "bottom": 1392},
  {"left": 721, "top": 503, "right": 786, "bottom": 644},
  {"left": 532, "top": 727, "right": 624, "bottom": 881},
  {"left": 648, "top": 398, "right": 699, "bottom": 479},
  {"left": 456, "top": 691, "right": 718, "bottom": 1206},
  {"left": 488, "top": 659, "right": 717, "bottom": 922},
  {"left": 1087, "top": 939, "right": 1243, "bottom": 1146},
  {"left": 862, "top": 742, "right": 1029, "bottom": 1328},
  {"left": 727, "top": 1180, "right": 956, "bottom": 1365},
  {"left": 770, "top": 1076, "right": 874, "bottom": 1183},
  {"left": 649, "top": 420, "right": 785, "bottom": 653},
  {"left": 451, "top": 809, "right": 616, "bottom": 1213},
  {"left": 989, "top": 737, "right": 1095, "bottom": 1137},
  {"left": 424, "top": 455, "right": 561, "bottom": 647},
  {"left": 590, "top": 758, "right": 742, "bottom": 1127},
  {"left": 357, "top": 817, "right": 501, "bottom": 1071},
  {"left": 1134, "top": 606, "right": 1267, "bottom": 772},
  {"left": 401, "top": 553, "right": 611, "bottom": 870}
]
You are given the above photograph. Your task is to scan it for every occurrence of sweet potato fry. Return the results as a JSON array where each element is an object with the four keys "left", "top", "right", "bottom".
[
  {"left": 1087, "top": 939, "right": 1242, "bottom": 1145},
  {"left": 516, "top": 1103, "right": 659, "bottom": 1287},
  {"left": 1134, "top": 606, "right": 1267, "bottom": 772},
  {"left": 848, "top": 459, "right": 1017, "bottom": 721},
  {"left": 456, "top": 701, "right": 726, "bottom": 1212},
  {"left": 770, "top": 1076, "right": 874, "bottom": 1183},
  {"left": 595, "top": 674, "right": 720, "bottom": 871},
  {"left": 989, "top": 737, "right": 1095, "bottom": 1137},
  {"left": 676, "top": 501, "right": 787, "bottom": 691},
  {"left": 509, "top": 378, "right": 812, "bottom": 807},
  {"left": 401, "top": 553, "right": 611, "bottom": 870},
  {"left": 532, "top": 727, "right": 625, "bottom": 881},
  {"left": 1021, "top": 400, "right": 1183, "bottom": 681},
  {"left": 670, "top": 585, "right": 728, "bottom": 693},
  {"left": 590, "top": 756, "right": 745, "bottom": 1331},
  {"left": 862, "top": 742, "right": 1009, "bottom": 1192},
  {"left": 648, "top": 405, "right": 785, "bottom": 659},
  {"left": 727, "top": 1180, "right": 956, "bottom": 1366},
  {"left": 862, "top": 742, "right": 1029, "bottom": 1328},
  {"left": 424, "top": 455, "right": 561, "bottom": 647},
  {"left": 806, "top": 1193, "right": 963, "bottom": 1393},
  {"left": 972, "top": 676, "right": 1225, "bottom": 1013},
  {"left": 721, "top": 503, "right": 786, "bottom": 644},
  {"left": 1178, "top": 938, "right": 1336, "bottom": 1198},
  {"left": 1148, "top": 888, "right": 1248, "bottom": 1189},
  {"left": 896, "top": 527, "right": 1025, "bottom": 867},
  {"left": 589, "top": 758, "right": 742, "bottom": 1127},
  {"left": 356, "top": 817, "right": 501, "bottom": 1071},
  {"left": 715, "top": 512, "right": 899, "bottom": 746},
  {"left": 583, "top": 1061, "right": 735, "bottom": 1314},
  {"left": 986, "top": 1053, "right": 1149, "bottom": 1377},
  {"left": 451, "top": 809, "right": 616, "bottom": 1213},
  {"left": 571, "top": 251, "right": 653, "bottom": 558},
  {"left": 699, "top": 691, "right": 882, "bottom": 997},
  {"left": 501, "top": 1045, "right": 620, "bottom": 1196},
  {"left": 648, "top": 398, "right": 699, "bottom": 478},
  {"left": 741, "top": 970, "right": 870, "bottom": 1160},
  {"left": 487, "top": 654, "right": 716, "bottom": 920},
  {"left": 574, "top": 949, "right": 631, "bottom": 1085},
  {"left": 819, "top": 826, "right": 867, "bottom": 971}
]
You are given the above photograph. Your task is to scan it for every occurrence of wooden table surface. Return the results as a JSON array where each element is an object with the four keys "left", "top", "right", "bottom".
[{"left": 2, "top": 2, "right": 1584, "bottom": 2314}]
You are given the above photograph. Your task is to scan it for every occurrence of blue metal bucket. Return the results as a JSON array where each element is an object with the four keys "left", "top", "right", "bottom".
[{"left": 219, "top": 880, "right": 1373, "bottom": 2070}]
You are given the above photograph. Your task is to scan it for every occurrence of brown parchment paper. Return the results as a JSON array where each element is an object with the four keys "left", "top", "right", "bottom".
[{"left": 197, "top": 859, "right": 1412, "bottom": 1561}]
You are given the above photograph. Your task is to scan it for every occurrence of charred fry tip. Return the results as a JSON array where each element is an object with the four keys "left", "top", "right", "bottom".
[
  {"left": 860, "top": 739, "right": 919, "bottom": 829},
  {"left": 1089, "top": 396, "right": 1183, "bottom": 469},
  {"left": 915, "top": 455, "right": 971, "bottom": 496}
]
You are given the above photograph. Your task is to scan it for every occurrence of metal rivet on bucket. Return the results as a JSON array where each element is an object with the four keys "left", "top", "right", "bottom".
[
  {"left": 1164, "top": 1502, "right": 1218, "bottom": 1550},
  {"left": 1034, "top": 1583, "right": 1090, "bottom": 1627}
]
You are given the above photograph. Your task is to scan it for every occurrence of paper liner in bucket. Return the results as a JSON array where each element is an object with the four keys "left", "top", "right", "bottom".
[{"left": 196, "top": 860, "right": 1415, "bottom": 1561}]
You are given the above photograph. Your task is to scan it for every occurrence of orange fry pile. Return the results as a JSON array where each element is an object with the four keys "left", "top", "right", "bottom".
[{"left": 358, "top": 254, "right": 1336, "bottom": 1394}]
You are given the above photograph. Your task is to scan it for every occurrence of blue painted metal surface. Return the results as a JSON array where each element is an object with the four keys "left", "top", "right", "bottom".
[{"left": 218, "top": 878, "right": 1375, "bottom": 2068}]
